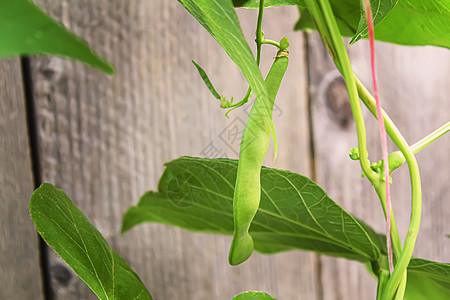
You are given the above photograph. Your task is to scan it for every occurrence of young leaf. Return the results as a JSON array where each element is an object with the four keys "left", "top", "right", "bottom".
[
  {"left": 350, "top": 0, "right": 398, "bottom": 44},
  {"left": 0, "top": 0, "right": 114, "bottom": 74},
  {"left": 122, "top": 157, "right": 383, "bottom": 262},
  {"left": 192, "top": 61, "right": 222, "bottom": 100},
  {"left": 30, "top": 183, "right": 152, "bottom": 300},
  {"left": 295, "top": 0, "right": 450, "bottom": 48},
  {"left": 232, "top": 291, "right": 277, "bottom": 300}
]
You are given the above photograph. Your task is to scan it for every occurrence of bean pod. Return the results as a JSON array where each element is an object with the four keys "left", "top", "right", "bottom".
[{"left": 229, "top": 49, "right": 289, "bottom": 265}]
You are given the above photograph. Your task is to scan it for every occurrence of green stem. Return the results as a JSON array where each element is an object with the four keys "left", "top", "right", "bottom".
[
  {"left": 261, "top": 38, "right": 281, "bottom": 48},
  {"left": 394, "top": 273, "right": 407, "bottom": 300},
  {"left": 303, "top": 0, "right": 337, "bottom": 62},
  {"left": 376, "top": 269, "right": 390, "bottom": 300},
  {"left": 312, "top": 0, "right": 377, "bottom": 183},
  {"left": 411, "top": 121, "right": 450, "bottom": 153},
  {"left": 375, "top": 183, "right": 409, "bottom": 300},
  {"left": 225, "top": 0, "right": 266, "bottom": 117},
  {"left": 256, "top": 0, "right": 265, "bottom": 67},
  {"left": 372, "top": 121, "right": 450, "bottom": 174},
  {"left": 357, "top": 79, "right": 422, "bottom": 300},
  {"left": 304, "top": 3, "right": 401, "bottom": 247},
  {"left": 225, "top": 88, "right": 252, "bottom": 117},
  {"left": 374, "top": 185, "right": 401, "bottom": 258},
  {"left": 305, "top": 1, "right": 419, "bottom": 298}
]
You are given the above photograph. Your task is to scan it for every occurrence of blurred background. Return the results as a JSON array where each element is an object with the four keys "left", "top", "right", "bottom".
[{"left": 1, "top": 1, "right": 449, "bottom": 299}]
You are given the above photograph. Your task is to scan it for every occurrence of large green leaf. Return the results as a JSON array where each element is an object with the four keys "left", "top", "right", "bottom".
[
  {"left": 30, "top": 183, "right": 152, "bottom": 300},
  {"left": 295, "top": 0, "right": 450, "bottom": 48},
  {"left": 405, "top": 258, "right": 450, "bottom": 299},
  {"left": 372, "top": 0, "right": 450, "bottom": 47},
  {"left": 122, "top": 157, "right": 383, "bottom": 262},
  {"left": 0, "top": 0, "right": 114, "bottom": 73},
  {"left": 232, "top": 291, "right": 277, "bottom": 300},
  {"left": 233, "top": 0, "right": 303, "bottom": 8}
]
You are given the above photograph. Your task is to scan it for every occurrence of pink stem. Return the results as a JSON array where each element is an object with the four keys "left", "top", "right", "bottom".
[{"left": 363, "top": 0, "right": 394, "bottom": 273}]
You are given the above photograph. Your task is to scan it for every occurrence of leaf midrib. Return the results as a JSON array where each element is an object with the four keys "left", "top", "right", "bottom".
[{"left": 48, "top": 188, "right": 110, "bottom": 299}]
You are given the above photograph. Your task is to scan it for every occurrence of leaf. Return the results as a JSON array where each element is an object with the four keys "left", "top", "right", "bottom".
[
  {"left": 0, "top": 0, "right": 114, "bottom": 74},
  {"left": 405, "top": 258, "right": 450, "bottom": 299},
  {"left": 122, "top": 157, "right": 384, "bottom": 262},
  {"left": 295, "top": 0, "right": 450, "bottom": 48},
  {"left": 232, "top": 291, "right": 277, "bottom": 300},
  {"left": 192, "top": 60, "right": 222, "bottom": 100},
  {"left": 350, "top": 0, "right": 398, "bottom": 44},
  {"left": 371, "top": 0, "right": 450, "bottom": 48},
  {"left": 233, "top": 0, "right": 304, "bottom": 8},
  {"left": 30, "top": 183, "right": 152, "bottom": 300}
]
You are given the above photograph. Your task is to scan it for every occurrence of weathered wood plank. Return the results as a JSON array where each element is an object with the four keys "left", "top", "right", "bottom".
[
  {"left": 308, "top": 31, "right": 450, "bottom": 299},
  {"left": 0, "top": 59, "right": 44, "bottom": 299},
  {"left": 32, "top": 1, "right": 317, "bottom": 299}
]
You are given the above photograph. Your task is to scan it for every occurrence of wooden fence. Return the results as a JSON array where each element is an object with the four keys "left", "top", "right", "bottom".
[{"left": 1, "top": 1, "right": 448, "bottom": 299}]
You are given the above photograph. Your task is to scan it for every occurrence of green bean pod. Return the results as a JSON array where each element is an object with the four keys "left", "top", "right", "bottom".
[{"left": 229, "top": 50, "right": 289, "bottom": 265}]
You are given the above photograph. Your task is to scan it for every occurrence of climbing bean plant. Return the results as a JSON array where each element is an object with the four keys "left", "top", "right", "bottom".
[{"left": 1, "top": 0, "right": 448, "bottom": 299}]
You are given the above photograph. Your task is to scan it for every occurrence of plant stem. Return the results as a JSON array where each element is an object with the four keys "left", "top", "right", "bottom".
[
  {"left": 261, "top": 38, "right": 281, "bottom": 48},
  {"left": 376, "top": 269, "right": 390, "bottom": 300},
  {"left": 303, "top": 0, "right": 337, "bottom": 61},
  {"left": 370, "top": 121, "right": 450, "bottom": 174},
  {"left": 256, "top": 0, "right": 265, "bottom": 67},
  {"left": 374, "top": 180, "right": 408, "bottom": 299},
  {"left": 362, "top": 0, "right": 393, "bottom": 273},
  {"left": 356, "top": 79, "right": 422, "bottom": 300},
  {"left": 374, "top": 185, "right": 401, "bottom": 257},
  {"left": 302, "top": 2, "right": 401, "bottom": 295},
  {"left": 225, "top": 88, "right": 252, "bottom": 115},
  {"left": 312, "top": 0, "right": 377, "bottom": 183},
  {"left": 394, "top": 273, "right": 407, "bottom": 300},
  {"left": 226, "top": 0, "right": 266, "bottom": 117},
  {"left": 411, "top": 121, "right": 450, "bottom": 153},
  {"left": 304, "top": 1, "right": 420, "bottom": 298}
]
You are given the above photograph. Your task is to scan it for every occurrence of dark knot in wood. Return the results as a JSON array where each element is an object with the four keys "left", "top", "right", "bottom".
[
  {"left": 51, "top": 264, "right": 72, "bottom": 287},
  {"left": 325, "top": 77, "right": 353, "bottom": 129}
]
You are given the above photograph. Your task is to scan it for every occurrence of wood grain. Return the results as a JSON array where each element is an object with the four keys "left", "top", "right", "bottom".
[
  {"left": 0, "top": 59, "right": 44, "bottom": 299},
  {"left": 31, "top": 1, "right": 317, "bottom": 299},
  {"left": 308, "top": 31, "right": 450, "bottom": 299}
]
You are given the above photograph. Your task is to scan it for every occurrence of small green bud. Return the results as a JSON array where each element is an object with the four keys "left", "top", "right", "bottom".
[
  {"left": 219, "top": 96, "right": 231, "bottom": 108},
  {"left": 371, "top": 161, "right": 381, "bottom": 172},
  {"left": 256, "top": 31, "right": 265, "bottom": 44},
  {"left": 388, "top": 151, "right": 405, "bottom": 173},
  {"left": 349, "top": 147, "right": 360, "bottom": 160},
  {"left": 280, "top": 37, "right": 290, "bottom": 51}
]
